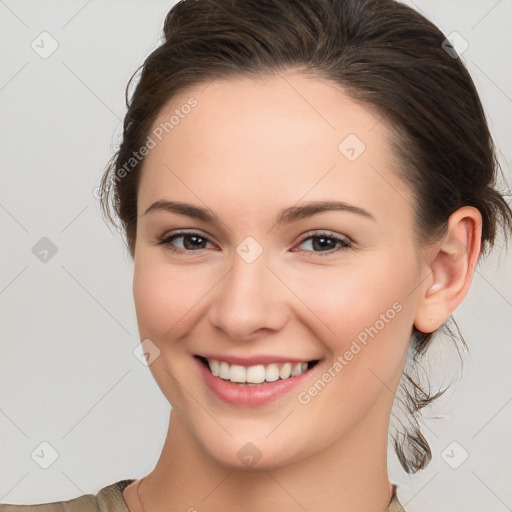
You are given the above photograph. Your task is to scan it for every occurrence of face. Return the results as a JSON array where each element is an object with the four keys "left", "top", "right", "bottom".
[{"left": 133, "top": 72, "right": 428, "bottom": 470}]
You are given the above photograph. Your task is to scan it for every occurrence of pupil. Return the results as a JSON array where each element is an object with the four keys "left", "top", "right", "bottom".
[
  {"left": 313, "top": 236, "right": 335, "bottom": 251},
  {"left": 184, "top": 235, "right": 205, "bottom": 250}
]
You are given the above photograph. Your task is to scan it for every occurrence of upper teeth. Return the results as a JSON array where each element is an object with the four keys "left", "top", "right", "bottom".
[{"left": 207, "top": 359, "right": 309, "bottom": 384}]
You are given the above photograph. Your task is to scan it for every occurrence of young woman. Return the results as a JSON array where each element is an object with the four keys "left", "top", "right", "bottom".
[{"left": 2, "top": 0, "right": 510, "bottom": 511}]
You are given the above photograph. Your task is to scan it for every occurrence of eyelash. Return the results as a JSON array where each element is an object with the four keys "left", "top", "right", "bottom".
[{"left": 155, "top": 230, "right": 352, "bottom": 257}]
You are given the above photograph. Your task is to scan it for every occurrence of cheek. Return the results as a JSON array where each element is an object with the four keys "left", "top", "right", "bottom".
[
  {"left": 292, "top": 253, "right": 417, "bottom": 357},
  {"left": 132, "top": 256, "right": 212, "bottom": 340},
  {"left": 292, "top": 259, "right": 416, "bottom": 423}
]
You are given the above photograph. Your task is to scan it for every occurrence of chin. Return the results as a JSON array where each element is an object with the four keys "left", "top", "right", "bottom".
[{"left": 193, "top": 427, "right": 310, "bottom": 471}]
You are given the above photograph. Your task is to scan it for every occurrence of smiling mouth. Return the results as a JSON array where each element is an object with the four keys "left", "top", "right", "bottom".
[{"left": 195, "top": 356, "right": 320, "bottom": 386}]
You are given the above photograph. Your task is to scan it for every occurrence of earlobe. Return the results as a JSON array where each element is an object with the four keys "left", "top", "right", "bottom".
[{"left": 414, "top": 207, "right": 482, "bottom": 333}]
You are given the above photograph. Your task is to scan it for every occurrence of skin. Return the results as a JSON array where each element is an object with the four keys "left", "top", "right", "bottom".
[{"left": 122, "top": 72, "right": 482, "bottom": 512}]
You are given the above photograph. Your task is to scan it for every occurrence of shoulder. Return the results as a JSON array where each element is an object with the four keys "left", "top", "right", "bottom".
[
  {"left": 0, "top": 480, "right": 135, "bottom": 512},
  {"left": 386, "top": 485, "right": 407, "bottom": 512},
  {"left": 394, "top": 484, "right": 445, "bottom": 512}
]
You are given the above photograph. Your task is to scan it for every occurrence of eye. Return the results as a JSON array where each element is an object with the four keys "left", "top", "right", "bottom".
[
  {"left": 292, "top": 230, "right": 352, "bottom": 256},
  {"left": 156, "top": 231, "right": 216, "bottom": 254},
  {"left": 155, "top": 229, "right": 352, "bottom": 257}
]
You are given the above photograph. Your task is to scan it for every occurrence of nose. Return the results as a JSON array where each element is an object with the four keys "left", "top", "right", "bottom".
[{"left": 208, "top": 249, "right": 290, "bottom": 341}]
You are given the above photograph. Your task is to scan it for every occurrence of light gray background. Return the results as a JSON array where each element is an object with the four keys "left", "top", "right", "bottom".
[{"left": 0, "top": 1, "right": 511, "bottom": 511}]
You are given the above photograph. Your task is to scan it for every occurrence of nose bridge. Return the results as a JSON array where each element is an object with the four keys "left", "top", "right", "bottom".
[{"left": 209, "top": 244, "right": 286, "bottom": 339}]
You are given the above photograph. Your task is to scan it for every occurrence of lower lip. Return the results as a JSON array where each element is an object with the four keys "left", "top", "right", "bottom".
[{"left": 196, "top": 358, "right": 318, "bottom": 407}]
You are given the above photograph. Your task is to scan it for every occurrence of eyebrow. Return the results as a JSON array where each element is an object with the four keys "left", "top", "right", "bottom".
[{"left": 143, "top": 199, "right": 375, "bottom": 224}]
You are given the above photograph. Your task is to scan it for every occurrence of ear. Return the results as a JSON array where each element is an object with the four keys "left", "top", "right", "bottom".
[{"left": 414, "top": 206, "right": 482, "bottom": 333}]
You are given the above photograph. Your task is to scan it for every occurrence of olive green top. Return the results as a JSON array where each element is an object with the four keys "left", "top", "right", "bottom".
[{"left": 0, "top": 479, "right": 406, "bottom": 511}]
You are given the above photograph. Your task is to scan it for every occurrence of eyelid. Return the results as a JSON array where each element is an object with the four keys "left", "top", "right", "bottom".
[
  {"left": 292, "top": 230, "right": 352, "bottom": 256},
  {"left": 295, "top": 229, "right": 351, "bottom": 245},
  {"left": 159, "top": 228, "right": 211, "bottom": 241},
  {"left": 155, "top": 229, "right": 218, "bottom": 251}
]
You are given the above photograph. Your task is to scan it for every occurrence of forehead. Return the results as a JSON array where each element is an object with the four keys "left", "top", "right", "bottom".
[{"left": 137, "top": 72, "right": 413, "bottom": 224}]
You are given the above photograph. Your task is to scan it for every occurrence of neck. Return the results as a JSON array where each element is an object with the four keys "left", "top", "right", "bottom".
[{"left": 137, "top": 404, "right": 393, "bottom": 512}]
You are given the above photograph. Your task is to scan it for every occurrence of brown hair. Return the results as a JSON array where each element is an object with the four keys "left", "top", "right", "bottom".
[{"left": 99, "top": 0, "right": 512, "bottom": 473}]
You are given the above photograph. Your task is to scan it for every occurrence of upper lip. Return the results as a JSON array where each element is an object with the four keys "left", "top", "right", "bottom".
[{"left": 196, "top": 353, "right": 319, "bottom": 367}]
